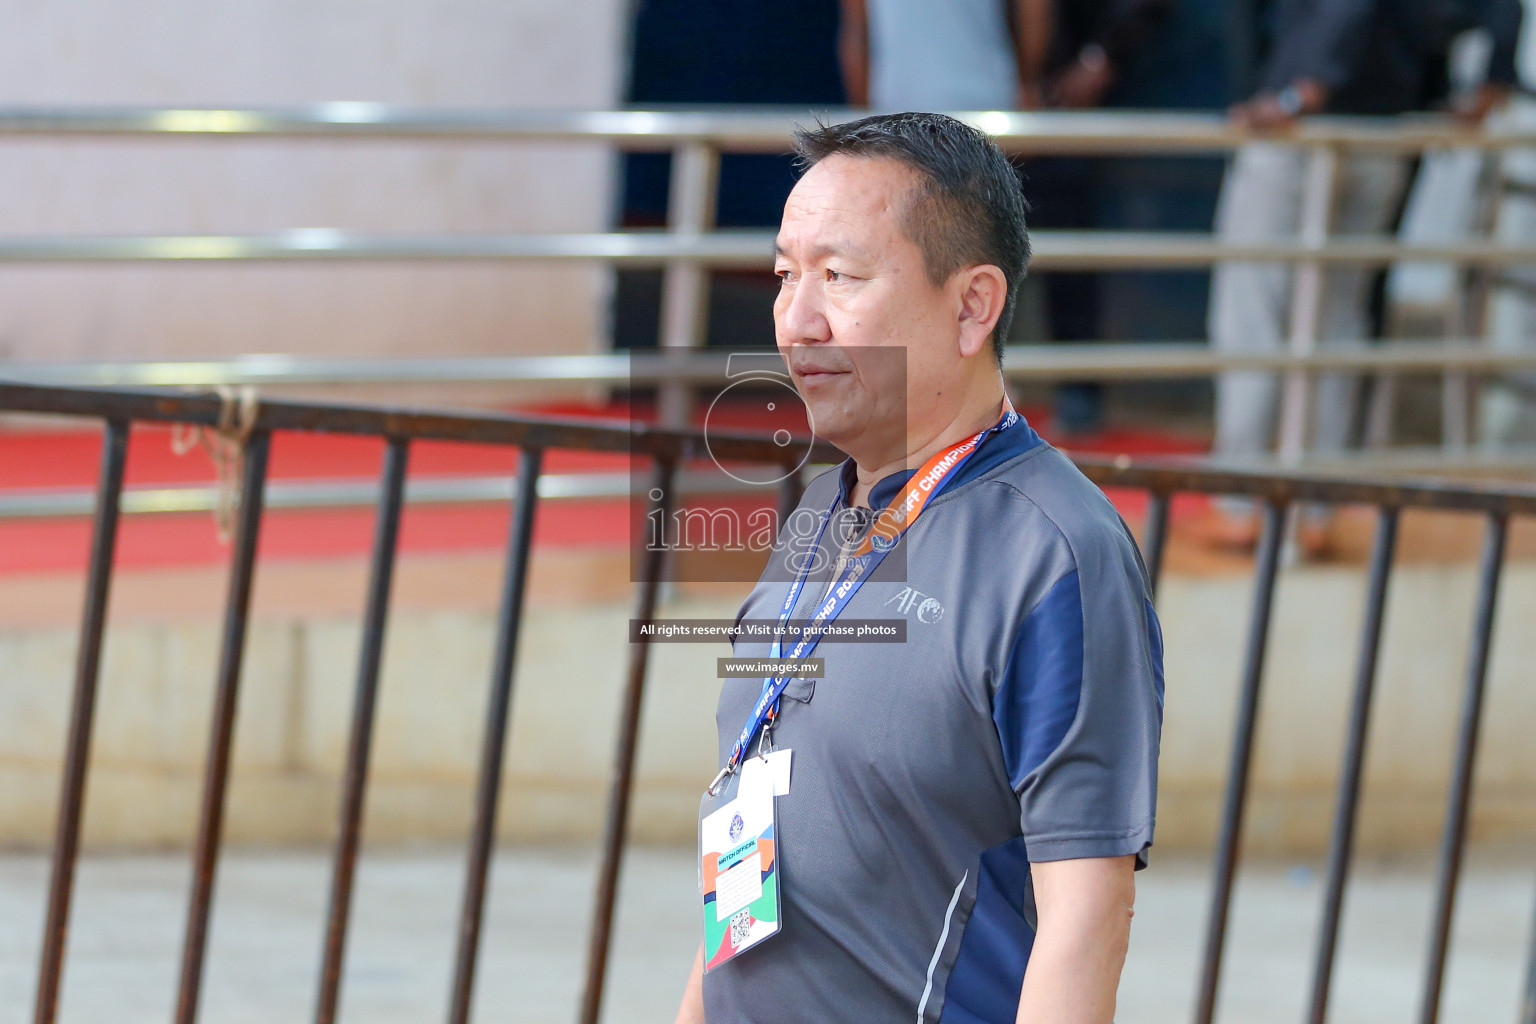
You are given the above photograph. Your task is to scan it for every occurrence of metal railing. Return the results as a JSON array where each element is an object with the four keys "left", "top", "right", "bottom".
[
  {"left": 5, "top": 105, "right": 1532, "bottom": 147},
  {"left": 7, "top": 343, "right": 1536, "bottom": 388},
  {"left": 3, "top": 106, "right": 1535, "bottom": 453},
  {"left": 7, "top": 342, "right": 1536, "bottom": 526},
  {"left": 3, "top": 379, "right": 1535, "bottom": 1024}
]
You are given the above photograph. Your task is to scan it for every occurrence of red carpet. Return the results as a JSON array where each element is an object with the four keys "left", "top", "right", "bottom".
[{"left": 0, "top": 399, "right": 1206, "bottom": 573}]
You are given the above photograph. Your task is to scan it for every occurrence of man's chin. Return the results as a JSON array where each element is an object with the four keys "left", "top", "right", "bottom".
[
  {"left": 803, "top": 415, "right": 862, "bottom": 455},
  {"left": 806, "top": 415, "right": 906, "bottom": 461},
  {"left": 808, "top": 420, "right": 855, "bottom": 452}
]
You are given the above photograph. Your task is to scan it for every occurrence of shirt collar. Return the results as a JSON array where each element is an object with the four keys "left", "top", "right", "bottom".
[
  {"left": 833, "top": 412, "right": 1035, "bottom": 509},
  {"left": 836, "top": 460, "right": 917, "bottom": 511}
]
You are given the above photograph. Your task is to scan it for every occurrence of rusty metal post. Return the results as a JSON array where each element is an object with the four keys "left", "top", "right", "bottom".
[
  {"left": 32, "top": 419, "right": 129, "bottom": 1024},
  {"left": 1417, "top": 513, "right": 1508, "bottom": 1024},
  {"left": 1195, "top": 500, "right": 1286, "bottom": 1024},
  {"left": 173, "top": 430, "right": 271, "bottom": 1024},
  {"left": 314, "top": 438, "right": 410, "bottom": 1024},
  {"left": 448, "top": 447, "right": 545, "bottom": 1024},
  {"left": 1307, "top": 507, "right": 1399, "bottom": 1024},
  {"left": 577, "top": 459, "right": 676, "bottom": 1024}
]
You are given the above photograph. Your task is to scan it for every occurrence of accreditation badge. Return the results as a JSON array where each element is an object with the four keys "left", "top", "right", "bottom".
[{"left": 698, "top": 751, "right": 790, "bottom": 970}]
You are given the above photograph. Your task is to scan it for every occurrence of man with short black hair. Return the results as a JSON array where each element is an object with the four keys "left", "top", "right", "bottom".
[{"left": 674, "top": 112, "right": 1164, "bottom": 1024}]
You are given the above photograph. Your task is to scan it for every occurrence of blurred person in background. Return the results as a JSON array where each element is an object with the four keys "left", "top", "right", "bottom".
[
  {"left": 615, "top": 0, "right": 844, "bottom": 352},
  {"left": 838, "top": 0, "right": 1173, "bottom": 437},
  {"left": 1202, "top": 0, "right": 1524, "bottom": 553},
  {"left": 1024, "top": 0, "right": 1173, "bottom": 436},
  {"left": 838, "top": 0, "right": 1053, "bottom": 112}
]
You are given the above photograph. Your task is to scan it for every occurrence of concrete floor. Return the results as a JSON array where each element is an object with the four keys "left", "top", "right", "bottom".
[{"left": 0, "top": 846, "right": 1531, "bottom": 1024}]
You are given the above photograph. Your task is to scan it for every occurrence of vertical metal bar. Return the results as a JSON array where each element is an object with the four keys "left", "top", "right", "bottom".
[
  {"left": 447, "top": 447, "right": 544, "bottom": 1024},
  {"left": 173, "top": 430, "right": 271, "bottom": 1024},
  {"left": 776, "top": 463, "right": 805, "bottom": 527},
  {"left": 1277, "top": 144, "right": 1341, "bottom": 465},
  {"left": 657, "top": 142, "right": 720, "bottom": 429},
  {"left": 314, "top": 438, "right": 410, "bottom": 1024},
  {"left": 32, "top": 419, "right": 129, "bottom": 1024},
  {"left": 577, "top": 459, "right": 676, "bottom": 1024},
  {"left": 1363, "top": 373, "right": 1397, "bottom": 451},
  {"left": 1522, "top": 880, "right": 1536, "bottom": 1024},
  {"left": 1417, "top": 513, "right": 1508, "bottom": 1024},
  {"left": 1441, "top": 351, "right": 1473, "bottom": 453},
  {"left": 1306, "top": 506, "right": 1399, "bottom": 1024},
  {"left": 1142, "top": 491, "right": 1171, "bottom": 598},
  {"left": 1443, "top": 155, "right": 1499, "bottom": 454},
  {"left": 1195, "top": 500, "right": 1286, "bottom": 1024}
]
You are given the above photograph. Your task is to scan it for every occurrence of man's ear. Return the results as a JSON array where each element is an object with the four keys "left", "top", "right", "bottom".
[{"left": 955, "top": 264, "right": 1008, "bottom": 359}]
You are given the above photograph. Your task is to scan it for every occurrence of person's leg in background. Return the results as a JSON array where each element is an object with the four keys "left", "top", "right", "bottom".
[
  {"left": 1203, "top": 142, "right": 1304, "bottom": 547},
  {"left": 1236, "top": 150, "right": 1407, "bottom": 557},
  {"left": 1018, "top": 155, "right": 1105, "bottom": 436},
  {"left": 1483, "top": 98, "right": 1536, "bottom": 446},
  {"left": 1045, "top": 264, "right": 1105, "bottom": 435},
  {"left": 1258, "top": 150, "right": 1410, "bottom": 557},
  {"left": 1313, "top": 152, "right": 1412, "bottom": 455}
]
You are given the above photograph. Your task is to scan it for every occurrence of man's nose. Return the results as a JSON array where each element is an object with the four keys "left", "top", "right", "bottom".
[{"left": 775, "top": 278, "right": 832, "bottom": 344}]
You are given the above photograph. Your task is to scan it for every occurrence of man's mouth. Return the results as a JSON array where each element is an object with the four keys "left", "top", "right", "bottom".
[{"left": 792, "top": 363, "right": 848, "bottom": 380}]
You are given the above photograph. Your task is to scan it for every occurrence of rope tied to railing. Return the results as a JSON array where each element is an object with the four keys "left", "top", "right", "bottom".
[{"left": 170, "top": 384, "right": 259, "bottom": 542}]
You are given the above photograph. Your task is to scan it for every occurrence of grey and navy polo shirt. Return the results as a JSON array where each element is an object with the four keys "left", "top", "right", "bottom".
[{"left": 704, "top": 414, "right": 1164, "bottom": 1024}]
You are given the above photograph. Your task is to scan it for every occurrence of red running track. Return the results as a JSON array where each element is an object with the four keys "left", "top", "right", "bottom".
[{"left": 0, "top": 399, "right": 1206, "bottom": 574}]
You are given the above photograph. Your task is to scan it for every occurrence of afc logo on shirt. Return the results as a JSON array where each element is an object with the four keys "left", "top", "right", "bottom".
[{"left": 884, "top": 585, "right": 944, "bottom": 624}]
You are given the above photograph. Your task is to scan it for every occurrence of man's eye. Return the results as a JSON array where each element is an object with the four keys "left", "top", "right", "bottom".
[
  {"left": 776, "top": 269, "right": 793, "bottom": 283},
  {"left": 826, "top": 269, "right": 844, "bottom": 282}
]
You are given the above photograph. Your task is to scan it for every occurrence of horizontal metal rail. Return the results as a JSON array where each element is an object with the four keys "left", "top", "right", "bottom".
[
  {"left": 0, "top": 470, "right": 758, "bottom": 519},
  {"left": 7, "top": 342, "right": 1536, "bottom": 390},
  {"left": 0, "top": 381, "right": 795, "bottom": 462},
  {"left": 0, "top": 106, "right": 1531, "bottom": 152},
  {"left": 7, "top": 449, "right": 1536, "bottom": 523},
  {"left": 0, "top": 230, "right": 1532, "bottom": 268},
  {"left": 3, "top": 381, "right": 1535, "bottom": 515}
]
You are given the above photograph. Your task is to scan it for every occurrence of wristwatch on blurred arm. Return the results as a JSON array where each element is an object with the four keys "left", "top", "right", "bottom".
[{"left": 1275, "top": 86, "right": 1306, "bottom": 117}]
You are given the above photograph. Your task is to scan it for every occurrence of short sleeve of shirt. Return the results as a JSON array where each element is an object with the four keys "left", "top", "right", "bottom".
[{"left": 991, "top": 516, "right": 1165, "bottom": 867}]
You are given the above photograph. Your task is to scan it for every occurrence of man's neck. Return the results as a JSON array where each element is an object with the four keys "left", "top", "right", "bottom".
[{"left": 847, "top": 388, "right": 1007, "bottom": 509}]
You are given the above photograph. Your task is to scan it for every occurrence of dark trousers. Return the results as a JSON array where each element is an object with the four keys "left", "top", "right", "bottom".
[{"left": 1017, "top": 156, "right": 1104, "bottom": 432}]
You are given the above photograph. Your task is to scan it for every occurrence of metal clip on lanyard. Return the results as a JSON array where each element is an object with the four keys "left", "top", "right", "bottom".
[
  {"left": 707, "top": 400, "right": 1017, "bottom": 798},
  {"left": 706, "top": 710, "right": 780, "bottom": 796}
]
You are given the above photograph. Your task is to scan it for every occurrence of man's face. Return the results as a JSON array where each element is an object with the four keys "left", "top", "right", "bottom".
[{"left": 773, "top": 154, "right": 964, "bottom": 461}]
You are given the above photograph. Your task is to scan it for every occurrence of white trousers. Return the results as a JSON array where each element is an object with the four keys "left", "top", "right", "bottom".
[{"left": 1208, "top": 143, "right": 1410, "bottom": 460}]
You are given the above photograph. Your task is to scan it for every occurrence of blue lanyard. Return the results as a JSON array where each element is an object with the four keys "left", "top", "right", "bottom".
[{"left": 712, "top": 406, "right": 1017, "bottom": 793}]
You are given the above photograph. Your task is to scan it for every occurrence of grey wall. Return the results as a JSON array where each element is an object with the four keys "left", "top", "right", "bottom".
[{"left": 0, "top": 0, "right": 624, "bottom": 364}]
